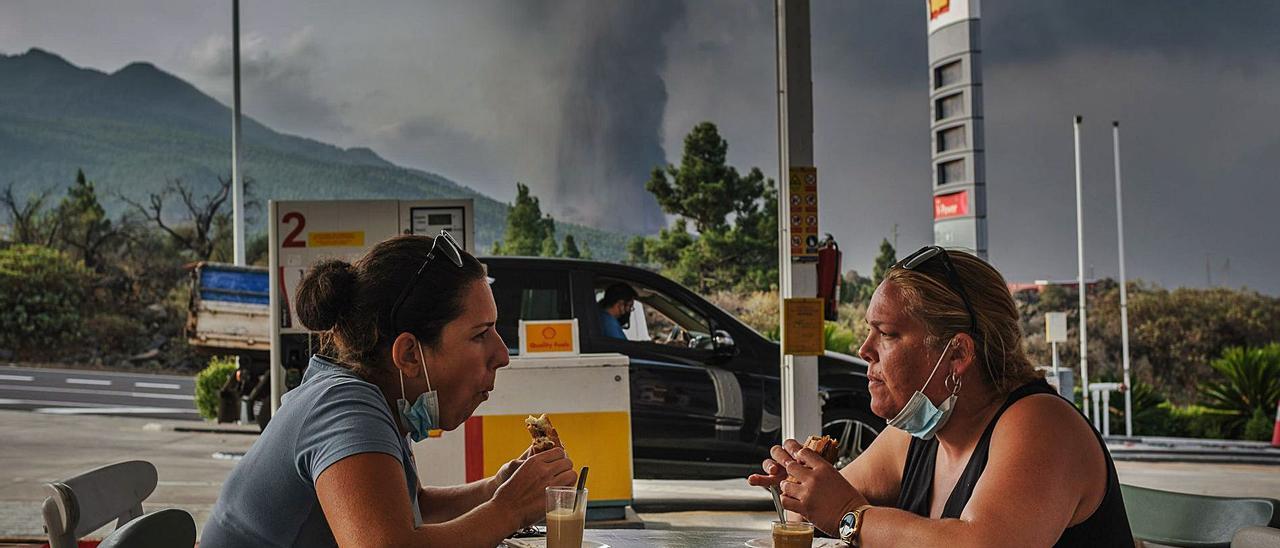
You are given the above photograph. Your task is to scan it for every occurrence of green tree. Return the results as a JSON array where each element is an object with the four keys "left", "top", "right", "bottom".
[
  {"left": 562, "top": 234, "right": 581, "bottom": 258},
  {"left": 841, "top": 269, "right": 874, "bottom": 305},
  {"left": 634, "top": 122, "right": 777, "bottom": 292},
  {"left": 492, "top": 183, "right": 557, "bottom": 257},
  {"left": 646, "top": 122, "right": 769, "bottom": 234},
  {"left": 579, "top": 240, "right": 594, "bottom": 260},
  {"left": 57, "top": 169, "right": 117, "bottom": 270},
  {"left": 871, "top": 238, "right": 896, "bottom": 288}
]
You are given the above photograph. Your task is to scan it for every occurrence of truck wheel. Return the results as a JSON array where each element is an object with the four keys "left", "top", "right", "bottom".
[{"left": 822, "top": 408, "right": 881, "bottom": 469}]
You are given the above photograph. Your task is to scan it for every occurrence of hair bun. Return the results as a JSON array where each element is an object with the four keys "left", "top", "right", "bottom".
[{"left": 295, "top": 259, "right": 357, "bottom": 332}]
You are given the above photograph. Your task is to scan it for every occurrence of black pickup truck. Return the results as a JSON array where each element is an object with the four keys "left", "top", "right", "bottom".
[{"left": 482, "top": 257, "right": 881, "bottom": 479}]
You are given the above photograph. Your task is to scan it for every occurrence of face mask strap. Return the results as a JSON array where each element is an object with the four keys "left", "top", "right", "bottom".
[
  {"left": 922, "top": 337, "right": 956, "bottom": 390},
  {"left": 414, "top": 340, "right": 433, "bottom": 393}
]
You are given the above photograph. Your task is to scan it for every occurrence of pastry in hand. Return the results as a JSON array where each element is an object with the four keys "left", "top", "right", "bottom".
[
  {"left": 524, "top": 414, "right": 561, "bottom": 453},
  {"left": 784, "top": 435, "right": 840, "bottom": 482}
]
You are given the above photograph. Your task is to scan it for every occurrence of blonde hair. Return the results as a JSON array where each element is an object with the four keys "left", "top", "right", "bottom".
[{"left": 883, "top": 249, "right": 1041, "bottom": 395}]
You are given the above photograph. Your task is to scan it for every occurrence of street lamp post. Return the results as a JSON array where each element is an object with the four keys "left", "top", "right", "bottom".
[
  {"left": 1073, "top": 115, "right": 1090, "bottom": 419},
  {"left": 231, "top": 0, "right": 246, "bottom": 266},
  {"left": 1113, "top": 121, "right": 1133, "bottom": 437}
]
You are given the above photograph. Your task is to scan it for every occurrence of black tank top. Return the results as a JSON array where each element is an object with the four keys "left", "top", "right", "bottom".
[{"left": 895, "top": 379, "right": 1133, "bottom": 546}]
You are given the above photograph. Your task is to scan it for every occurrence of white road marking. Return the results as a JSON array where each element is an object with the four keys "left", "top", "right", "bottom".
[
  {"left": 34, "top": 407, "right": 198, "bottom": 415},
  {"left": 134, "top": 382, "right": 182, "bottom": 390},
  {"left": 0, "top": 375, "right": 34, "bottom": 382},
  {"left": 2, "top": 366, "right": 190, "bottom": 381},
  {"left": 66, "top": 378, "right": 112, "bottom": 386},
  {"left": 0, "top": 384, "right": 194, "bottom": 400}
]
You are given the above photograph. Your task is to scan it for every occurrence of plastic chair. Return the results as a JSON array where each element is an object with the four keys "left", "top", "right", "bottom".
[
  {"left": 97, "top": 508, "right": 196, "bottom": 548},
  {"left": 1233, "top": 527, "right": 1280, "bottom": 548},
  {"left": 41, "top": 461, "right": 161, "bottom": 548},
  {"left": 1122, "top": 484, "right": 1280, "bottom": 548}
]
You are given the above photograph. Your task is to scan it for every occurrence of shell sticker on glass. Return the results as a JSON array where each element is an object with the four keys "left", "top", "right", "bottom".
[{"left": 519, "top": 319, "right": 580, "bottom": 356}]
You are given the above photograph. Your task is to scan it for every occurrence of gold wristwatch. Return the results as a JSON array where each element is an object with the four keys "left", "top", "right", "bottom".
[{"left": 838, "top": 504, "right": 873, "bottom": 547}]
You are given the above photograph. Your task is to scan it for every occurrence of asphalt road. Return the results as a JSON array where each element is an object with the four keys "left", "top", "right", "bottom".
[{"left": 0, "top": 365, "right": 199, "bottom": 421}]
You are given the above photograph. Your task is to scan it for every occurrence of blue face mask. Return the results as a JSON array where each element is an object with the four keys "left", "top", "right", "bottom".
[
  {"left": 885, "top": 338, "right": 961, "bottom": 440},
  {"left": 397, "top": 340, "right": 441, "bottom": 442}
]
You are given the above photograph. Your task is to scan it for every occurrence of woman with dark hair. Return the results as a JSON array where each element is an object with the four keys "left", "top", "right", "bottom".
[
  {"left": 202, "top": 232, "right": 575, "bottom": 547},
  {"left": 749, "top": 247, "right": 1133, "bottom": 547}
]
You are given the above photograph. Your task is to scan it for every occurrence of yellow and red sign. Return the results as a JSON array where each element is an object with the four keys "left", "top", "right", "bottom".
[
  {"left": 788, "top": 166, "right": 819, "bottom": 261},
  {"left": 519, "top": 319, "right": 579, "bottom": 356},
  {"left": 929, "top": 0, "right": 950, "bottom": 20},
  {"left": 933, "top": 190, "right": 969, "bottom": 220}
]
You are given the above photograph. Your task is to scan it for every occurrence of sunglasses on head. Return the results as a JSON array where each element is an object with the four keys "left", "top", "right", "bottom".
[
  {"left": 893, "top": 246, "right": 984, "bottom": 350},
  {"left": 387, "top": 230, "right": 464, "bottom": 333}
]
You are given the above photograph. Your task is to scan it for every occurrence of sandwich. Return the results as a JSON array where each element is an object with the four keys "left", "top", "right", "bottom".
[
  {"left": 803, "top": 435, "right": 840, "bottom": 464},
  {"left": 524, "top": 414, "right": 560, "bottom": 453},
  {"left": 784, "top": 435, "right": 840, "bottom": 482}
]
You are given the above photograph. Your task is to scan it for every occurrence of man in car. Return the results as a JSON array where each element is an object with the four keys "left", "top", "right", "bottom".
[{"left": 598, "top": 283, "right": 637, "bottom": 339}]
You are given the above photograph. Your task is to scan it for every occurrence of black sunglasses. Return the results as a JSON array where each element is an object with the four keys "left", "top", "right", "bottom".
[
  {"left": 893, "top": 246, "right": 984, "bottom": 349},
  {"left": 387, "top": 230, "right": 464, "bottom": 333}
]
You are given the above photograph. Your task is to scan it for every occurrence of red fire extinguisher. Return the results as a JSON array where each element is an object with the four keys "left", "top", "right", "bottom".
[{"left": 816, "top": 234, "right": 842, "bottom": 321}]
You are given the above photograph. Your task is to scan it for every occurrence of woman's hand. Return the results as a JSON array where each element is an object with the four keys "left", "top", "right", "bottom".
[
  {"left": 492, "top": 447, "right": 577, "bottom": 527},
  {"left": 746, "top": 441, "right": 799, "bottom": 489},
  {"left": 780, "top": 441, "right": 870, "bottom": 536},
  {"left": 497, "top": 427, "right": 569, "bottom": 486},
  {"left": 495, "top": 444, "right": 536, "bottom": 486}
]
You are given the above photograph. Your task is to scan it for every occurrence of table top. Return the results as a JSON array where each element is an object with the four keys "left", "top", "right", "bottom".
[{"left": 502, "top": 529, "right": 845, "bottom": 547}]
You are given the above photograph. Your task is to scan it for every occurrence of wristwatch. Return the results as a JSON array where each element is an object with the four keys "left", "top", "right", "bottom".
[{"left": 838, "top": 504, "right": 873, "bottom": 547}]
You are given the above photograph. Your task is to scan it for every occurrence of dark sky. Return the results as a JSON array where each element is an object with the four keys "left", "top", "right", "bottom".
[{"left": 2, "top": 1, "right": 1277, "bottom": 293}]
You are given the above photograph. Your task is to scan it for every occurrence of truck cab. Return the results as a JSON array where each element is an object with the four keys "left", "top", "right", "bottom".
[{"left": 483, "top": 257, "right": 881, "bottom": 478}]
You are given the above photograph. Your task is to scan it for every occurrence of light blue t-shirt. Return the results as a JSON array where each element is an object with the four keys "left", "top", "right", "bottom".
[{"left": 201, "top": 356, "right": 419, "bottom": 548}]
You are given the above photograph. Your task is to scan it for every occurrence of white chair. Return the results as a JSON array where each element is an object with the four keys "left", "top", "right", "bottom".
[
  {"left": 42, "top": 460, "right": 192, "bottom": 548},
  {"left": 1234, "top": 527, "right": 1280, "bottom": 548}
]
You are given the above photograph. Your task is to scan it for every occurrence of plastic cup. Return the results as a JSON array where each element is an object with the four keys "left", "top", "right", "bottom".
[
  {"left": 546, "top": 486, "right": 586, "bottom": 548},
  {"left": 771, "top": 520, "right": 814, "bottom": 548}
]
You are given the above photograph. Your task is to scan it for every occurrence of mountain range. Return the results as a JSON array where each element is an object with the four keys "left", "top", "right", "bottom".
[{"left": 0, "top": 47, "right": 632, "bottom": 259}]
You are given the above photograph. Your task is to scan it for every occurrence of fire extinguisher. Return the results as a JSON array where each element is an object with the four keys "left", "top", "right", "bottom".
[{"left": 816, "top": 234, "right": 842, "bottom": 321}]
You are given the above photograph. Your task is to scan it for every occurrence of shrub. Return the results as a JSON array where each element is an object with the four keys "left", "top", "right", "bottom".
[
  {"left": 1172, "top": 405, "right": 1236, "bottom": 439},
  {"left": 824, "top": 321, "right": 856, "bottom": 354},
  {"left": 1198, "top": 344, "right": 1280, "bottom": 432},
  {"left": 194, "top": 356, "right": 237, "bottom": 420},
  {"left": 0, "top": 244, "right": 91, "bottom": 358},
  {"left": 1242, "top": 407, "right": 1274, "bottom": 442}
]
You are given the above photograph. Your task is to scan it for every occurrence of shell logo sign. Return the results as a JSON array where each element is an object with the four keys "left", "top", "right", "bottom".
[
  {"left": 930, "top": 0, "right": 950, "bottom": 20},
  {"left": 519, "top": 319, "right": 580, "bottom": 356}
]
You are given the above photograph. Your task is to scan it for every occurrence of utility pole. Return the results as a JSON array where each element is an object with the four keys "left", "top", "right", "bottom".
[
  {"left": 775, "top": 0, "right": 821, "bottom": 441},
  {"left": 231, "top": 0, "right": 246, "bottom": 266},
  {"left": 1073, "top": 115, "right": 1090, "bottom": 418},
  {"left": 1112, "top": 121, "right": 1133, "bottom": 437}
]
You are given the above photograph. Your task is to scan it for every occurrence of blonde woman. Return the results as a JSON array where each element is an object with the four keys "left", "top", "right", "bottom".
[{"left": 750, "top": 246, "right": 1132, "bottom": 547}]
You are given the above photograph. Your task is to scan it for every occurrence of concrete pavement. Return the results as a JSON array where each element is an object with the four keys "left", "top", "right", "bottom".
[{"left": 1, "top": 409, "right": 1277, "bottom": 542}]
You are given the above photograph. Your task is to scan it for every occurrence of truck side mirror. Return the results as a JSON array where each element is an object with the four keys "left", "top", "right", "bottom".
[{"left": 713, "top": 329, "right": 736, "bottom": 356}]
